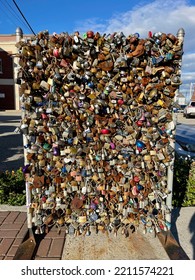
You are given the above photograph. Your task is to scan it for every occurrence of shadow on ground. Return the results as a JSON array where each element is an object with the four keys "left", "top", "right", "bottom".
[
  {"left": 171, "top": 207, "right": 195, "bottom": 260},
  {"left": 0, "top": 115, "right": 24, "bottom": 172},
  {"left": 189, "top": 212, "right": 195, "bottom": 260},
  {"left": 171, "top": 208, "right": 181, "bottom": 244}
]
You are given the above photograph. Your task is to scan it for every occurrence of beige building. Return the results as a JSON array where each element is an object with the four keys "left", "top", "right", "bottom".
[
  {"left": 191, "top": 87, "right": 195, "bottom": 101},
  {"left": 176, "top": 92, "right": 186, "bottom": 105},
  {"left": 0, "top": 27, "right": 24, "bottom": 110}
]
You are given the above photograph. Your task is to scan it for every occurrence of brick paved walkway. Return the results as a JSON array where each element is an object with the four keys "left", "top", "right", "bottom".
[
  {"left": 0, "top": 211, "right": 66, "bottom": 260},
  {"left": 35, "top": 226, "right": 66, "bottom": 260}
]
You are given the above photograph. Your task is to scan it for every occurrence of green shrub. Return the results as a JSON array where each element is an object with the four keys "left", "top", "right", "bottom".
[
  {"left": 182, "top": 162, "right": 195, "bottom": 206},
  {"left": 0, "top": 168, "right": 26, "bottom": 206},
  {"left": 172, "top": 155, "right": 194, "bottom": 207}
]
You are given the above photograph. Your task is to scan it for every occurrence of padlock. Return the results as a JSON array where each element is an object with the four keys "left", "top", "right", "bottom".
[{"left": 16, "top": 28, "right": 184, "bottom": 236}]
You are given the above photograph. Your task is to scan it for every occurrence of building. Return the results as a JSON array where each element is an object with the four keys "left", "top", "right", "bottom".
[
  {"left": 189, "top": 82, "right": 195, "bottom": 101},
  {"left": 175, "top": 92, "right": 186, "bottom": 106},
  {"left": 0, "top": 27, "right": 23, "bottom": 110},
  {"left": 191, "top": 86, "right": 195, "bottom": 101}
]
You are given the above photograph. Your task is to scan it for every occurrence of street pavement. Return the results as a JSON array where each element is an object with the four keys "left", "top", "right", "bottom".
[
  {"left": 176, "top": 112, "right": 195, "bottom": 125},
  {"left": 0, "top": 110, "right": 24, "bottom": 172},
  {"left": 0, "top": 110, "right": 194, "bottom": 260}
]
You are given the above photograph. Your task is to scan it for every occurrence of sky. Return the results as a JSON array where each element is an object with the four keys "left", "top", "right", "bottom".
[{"left": 0, "top": 0, "right": 195, "bottom": 101}]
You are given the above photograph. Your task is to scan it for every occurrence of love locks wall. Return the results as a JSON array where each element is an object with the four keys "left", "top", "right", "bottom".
[{"left": 16, "top": 30, "right": 183, "bottom": 236}]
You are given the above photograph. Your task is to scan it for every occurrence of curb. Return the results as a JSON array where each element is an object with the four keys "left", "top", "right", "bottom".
[
  {"left": 0, "top": 110, "right": 21, "bottom": 116},
  {"left": 0, "top": 205, "right": 27, "bottom": 212}
]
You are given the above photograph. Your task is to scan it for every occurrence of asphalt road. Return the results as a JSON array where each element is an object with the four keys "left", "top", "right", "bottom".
[
  {"left": 176, "top": 112, "right": 195, "bottom": 125},
  {"left": 0, "top": 110, "right": 24, "bottom": 172}
]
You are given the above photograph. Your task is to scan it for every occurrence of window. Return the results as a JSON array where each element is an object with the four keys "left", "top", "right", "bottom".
[
  {"left": 0, "top": 58, "right": 2, "bottom": 73},
  {"left": 0, "top": 93, "right": 5, "bottom": 98}
]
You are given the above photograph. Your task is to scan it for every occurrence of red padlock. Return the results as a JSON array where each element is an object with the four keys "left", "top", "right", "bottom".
[
  {"left": 133, "top": 176, "right": 140, "bottom": 183},
  {"left": 118, "top": 99, "right": 124, "bottom": 105},
  {"left": 101, "top": 129, "right": 110, "bottom": 134},
  {"left": 53, "top": 47, "right": 59, "bottom": 57},
  {"left": 87, "top": 30, "right": 94, "bottom": 38}
]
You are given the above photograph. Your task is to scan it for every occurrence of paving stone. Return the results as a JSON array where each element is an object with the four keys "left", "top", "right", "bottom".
[
  {"left": 4, "top": 256, "right": 14, "bottom": 260},
  {"left": 17, "top": 221, "right": 28, "bottom": 239},
  {"left": 13, "top": 238, "right": 24, "bottom": 246},
  {"left": 48, "top": 238, "right": 65, "bottom": 258},
  {"left": 0, "top": 217, "right": 6, "bottom": 224},
  {"left": 0, "top": 211, "right": 10, "bottom": 217},
  {"left": 45, "top": 229, "right": 66, "bottom": 238},
  {"left": 0, "top": 212, "right": 29, "bottom": 260},
  {"left": 0, "top": 211, "right": 65, "bottom": 260},
  {"left": 0, "top": 238, "right": 14, "bottom": 256},
  {"left": 0, "top": 230, "right": 20, "bottom": 238},
  {"left": 14, "top": 212, "right": 27, "bottom": 224},
  {"left": 0, "top": 223, "right": 23, "bottom": 230},
  {"left": 36, "top": 238, "right": 52, "bottom": 257},
  {"left": 7, "top": 245, "right": 19, "bottom": 257},
  {"left": 3, "top": 212, "right": 19, "bottom": 223}
]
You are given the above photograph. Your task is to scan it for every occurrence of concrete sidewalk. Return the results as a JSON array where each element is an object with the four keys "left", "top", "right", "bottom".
[
  {"left": 0, "top": 206, "right": 194, "bottom": 260},
  {"left": 170, "top": 207, "right": 195, "bottom": 260}
]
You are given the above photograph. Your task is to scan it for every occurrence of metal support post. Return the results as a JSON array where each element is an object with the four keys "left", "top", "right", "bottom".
[{"left": 166, "top": 28, "right": 185, "bottom": 227}]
